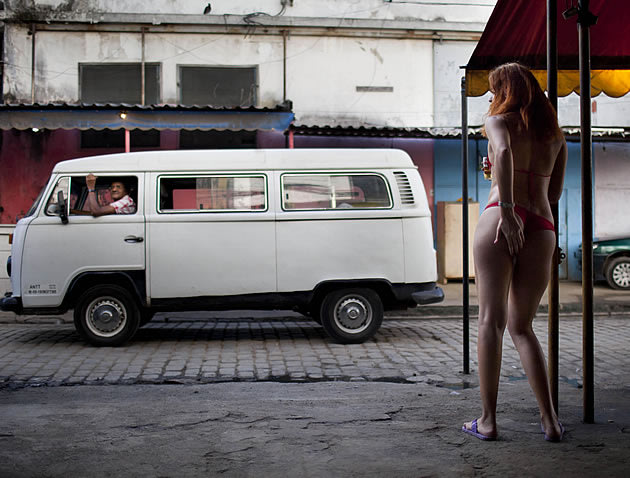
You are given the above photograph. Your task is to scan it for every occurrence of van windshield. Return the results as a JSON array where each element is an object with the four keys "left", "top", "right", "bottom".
[{"left": 24, "top": 185, "right": 46, "bottom": 218}]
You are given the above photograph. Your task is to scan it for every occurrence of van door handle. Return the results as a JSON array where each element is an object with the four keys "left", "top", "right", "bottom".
[{"left": 124, "top": 235, "right": 144, "bottom": 243}]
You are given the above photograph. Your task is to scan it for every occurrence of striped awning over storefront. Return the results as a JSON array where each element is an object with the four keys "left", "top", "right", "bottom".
[{"left": 465, "top": 0, "right": 630, "bottom": 97}]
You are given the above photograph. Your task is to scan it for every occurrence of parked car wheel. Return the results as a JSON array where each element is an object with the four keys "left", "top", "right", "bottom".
[
  {"left": 606, "top": 257, "right": 630, "bottom": 290},
  {"left": 74, "top": 285, "right": 140, "bottom": 346},
  {"left": 320, "top": 288, "right": 383, "bottom": 344}
]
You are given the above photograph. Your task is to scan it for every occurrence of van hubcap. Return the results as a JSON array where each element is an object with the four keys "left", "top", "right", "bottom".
[
  {"left": 613, "top": 263, "right": 630, "bottom": 288},
  {"left": 86, "top": 298, "right": 126, "bottom": 336},
  {"left": 335, "top": 297, "right": 371, "bottom": 333}
]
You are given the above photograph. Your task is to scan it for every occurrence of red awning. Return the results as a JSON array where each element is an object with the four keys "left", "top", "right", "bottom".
[{"left": 466, "top": 0, "right": 630, "bottom": 97}]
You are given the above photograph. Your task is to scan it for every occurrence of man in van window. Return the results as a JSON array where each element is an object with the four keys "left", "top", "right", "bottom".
[{"left": 85, "top": 173, "right": 136, "bottom": 216}]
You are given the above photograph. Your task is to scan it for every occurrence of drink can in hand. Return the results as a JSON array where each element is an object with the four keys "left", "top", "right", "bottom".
[{"left": 482, "top": 156, "right": 492, "bottom": 180}]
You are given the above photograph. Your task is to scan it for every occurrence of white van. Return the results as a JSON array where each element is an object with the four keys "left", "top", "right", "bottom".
[{"left": 1, "top": 149, "right": 443, "bottom": 346}]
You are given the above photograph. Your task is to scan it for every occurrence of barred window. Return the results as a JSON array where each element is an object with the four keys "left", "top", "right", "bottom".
[
  {"left": 179, "top": 66, "right": 257, "bottom": 107},
  {"left": 80, "top": 63, "right": 160, "bottom": 104}
]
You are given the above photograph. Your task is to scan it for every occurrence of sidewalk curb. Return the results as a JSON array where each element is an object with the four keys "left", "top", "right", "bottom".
[
  {"left": 398, "top": 302, "right": 630, "bottom": 317},
  {"left": 2, "top": 302, "right": 630, "bottom": 324}
]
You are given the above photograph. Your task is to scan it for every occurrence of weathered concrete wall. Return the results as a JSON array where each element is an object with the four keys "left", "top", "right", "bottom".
[
  {"left": 594, "top": 142, "right": 630, "bottom": 239},
  {"left": 9, "top": 1, "right": 627, "bottom": 128},
  {"left": 15, "top": 0, "right": 496, "bottom": 23},
  {"left": 287, "top": 36, "right": 434, "bottom": 127},
  {"left": 433, "top": 40, "right": 490, "bottom": 127},
  {"left": 5, "top": 25, "right": 435, "bottom": 127},
  {"left": 2, "top": 25, "right": 34, "bottom": 103},
  {"left": 3, "top": 1, "right": 495, "bottom": 127},
  {"left": 23, "top": 30, "right": 285, "bottom": 107}
]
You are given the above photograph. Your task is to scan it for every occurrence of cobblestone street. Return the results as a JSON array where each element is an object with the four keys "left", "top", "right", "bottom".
[{"left": 1, "top": 315, "right": 629, "bottom": 389}]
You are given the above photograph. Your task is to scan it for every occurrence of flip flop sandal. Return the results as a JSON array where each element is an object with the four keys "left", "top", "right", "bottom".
[
  {"left": 541, "top": 422, "right": 565, "bottom": 442},
  {"left": 462, "top": 418, "right": 496, "bottom": 441}
]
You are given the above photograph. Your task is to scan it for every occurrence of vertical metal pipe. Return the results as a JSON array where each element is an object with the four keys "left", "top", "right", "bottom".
[
  {"left": 578, "top": 0, "right": 594, "bottom": 424},
  {"left": 283, "top": 30, "right": 288, "bottom": 103},
  {"left": 0, "top": 25, "right": 4, "bottom": 99},
  {"left": 141, "top": 27, "right": 146, "bottom": 105},
  {"left": 288, "top": 129, "right": 294, "bottom": 149},
  {"left": 461, "top": 76, "right": 470, "bottom": 375},
  {"left": 547, "top": 0, "right": 560, "bottom": 414},
  {"left": 125, "top": 129, "right": 131, "bottom": 153},
  {"left": 30, "top": 24, "right": 36, "bottom": 104}
]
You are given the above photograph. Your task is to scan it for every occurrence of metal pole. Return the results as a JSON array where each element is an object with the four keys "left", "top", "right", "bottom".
[
  {"left": 461, "top": 75, "right": 470, "bottom": 375},
  {"left": 141, "top": 27, "right": 146, "bottom": 105},
  {"left": 578, "top": 0, "right": 595, "bottom": 424},
  {"left": 283, "top": 30, "right": 288, "bottom": 103},
  {"left": 30, "top": 24, "right": 36, "bottom": 104},
  {"left": 547, "top": 0, "right": 559, "bottom": 414}
]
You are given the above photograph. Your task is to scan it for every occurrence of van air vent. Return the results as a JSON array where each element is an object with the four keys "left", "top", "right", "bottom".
[{"left": 394, "top": 171, "right": 415, "bottom": 205}]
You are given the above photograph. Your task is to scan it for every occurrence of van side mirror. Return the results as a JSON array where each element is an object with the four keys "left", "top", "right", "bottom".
[{"left": 58, "top": 190, "right": 68, "bottom": 224}]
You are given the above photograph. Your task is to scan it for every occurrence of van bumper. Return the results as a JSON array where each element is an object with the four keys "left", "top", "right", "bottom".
[
  {"left": 0, "top": 293, "right": 22, "bottom": 314},
  {"left": 411, "top": 284, "right": 444, "bottom": 305}
]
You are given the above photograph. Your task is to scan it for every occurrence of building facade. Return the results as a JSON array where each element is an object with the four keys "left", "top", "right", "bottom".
[{"left": 1, "top": 0, "right": 629, "bottom": 285}]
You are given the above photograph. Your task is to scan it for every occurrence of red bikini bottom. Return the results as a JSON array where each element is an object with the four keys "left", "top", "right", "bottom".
[{"left": 485, "top": 202, "right": 555, "bottom": 233}]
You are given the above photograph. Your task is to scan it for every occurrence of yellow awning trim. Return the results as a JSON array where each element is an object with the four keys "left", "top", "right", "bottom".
[{"left": 466, "top": 69, "right": 630, "bottom": 98}]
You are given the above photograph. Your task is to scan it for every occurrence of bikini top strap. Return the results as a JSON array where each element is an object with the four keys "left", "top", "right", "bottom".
[{"left": 513, "top": 169, "right": 551, "bottom": 202}]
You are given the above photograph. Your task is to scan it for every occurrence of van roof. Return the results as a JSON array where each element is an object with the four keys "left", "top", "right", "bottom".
[{"left": 52, "top": 149, "right": 416, "bottom": 174}]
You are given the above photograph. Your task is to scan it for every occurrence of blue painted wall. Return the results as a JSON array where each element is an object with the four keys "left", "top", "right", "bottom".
[
  {"left": 562, "top": 141, "right": 584, "bottom": 281},
  {"left": 433, "top": 138, "right": 490, "bottom": 207},
  {"left": 433, "top": 138, "right": 584, "bottom": 281}
]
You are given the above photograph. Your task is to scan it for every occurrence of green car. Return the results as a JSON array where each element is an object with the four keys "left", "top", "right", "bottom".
[{"left": 590, "top": 238, "right": 630, "bottom": 290}]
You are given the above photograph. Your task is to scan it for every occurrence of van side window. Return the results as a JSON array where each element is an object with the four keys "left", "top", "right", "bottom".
[
  {"left": 44, "top": 177, "right": 70, "bottom": 217},
  {"left": 159, "top": 175, "right": 267, "bottom": 212},
  {"left": 281, "top": 174, "right": 392, "bottom": 210},
  {"left": 68, "top": 176, "right": 138, "bottom": 215}
]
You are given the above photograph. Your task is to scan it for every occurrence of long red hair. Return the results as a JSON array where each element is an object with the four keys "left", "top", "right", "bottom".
[{"left": 485, "top": 63, "right": 561, "bottom": 140}]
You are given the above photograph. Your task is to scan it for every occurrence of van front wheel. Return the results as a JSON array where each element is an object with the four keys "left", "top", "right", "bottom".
[
  {"left": 320, "top": 288, "right": 383, "bottom": 344},
  {"left": 74, "top": 285, "right": 140, "bottom": 346}
]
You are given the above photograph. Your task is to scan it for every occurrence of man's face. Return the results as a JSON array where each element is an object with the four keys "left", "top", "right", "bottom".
[{"left": 110, "top": 182, "right": 127, "bottom": 201}]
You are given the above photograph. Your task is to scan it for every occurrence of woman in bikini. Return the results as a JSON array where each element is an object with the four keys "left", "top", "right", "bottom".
[{"left": 462, "top": 63, "right": 567, "bottom": 442}]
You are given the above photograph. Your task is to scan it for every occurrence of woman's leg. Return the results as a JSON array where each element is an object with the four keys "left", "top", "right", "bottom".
[
  {"left": 464, "top": 208, "right": 514, "bottom": 437},
  {"left": 507, "top": 229, "right": 563, "bottom": 440}
]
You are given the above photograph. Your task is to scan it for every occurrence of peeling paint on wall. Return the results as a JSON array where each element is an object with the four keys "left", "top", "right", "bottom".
[
  {"left": 7, "top": 0, "right": 89, "bottom": 22},
  {"left": 370, "top": 48, "right": 383, "bottom": 64},
  {"left": 5, "top": 0, "right": 497, "bottom": 23}
]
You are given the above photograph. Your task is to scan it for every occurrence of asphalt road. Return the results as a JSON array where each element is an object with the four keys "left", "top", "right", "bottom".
[{"left": 1, "top": 315, "right": 629, "bottom": 477}]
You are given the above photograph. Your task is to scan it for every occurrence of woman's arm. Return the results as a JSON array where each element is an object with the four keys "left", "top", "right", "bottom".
[
  {"left": 486, "top": 116, "right": 513, "bottom": 205},
  {"left": 485, "top": 116, "right": 524, "bottom": 255},
  {"left": 548, "top": 139, "right": 567, "bottom": 204}
]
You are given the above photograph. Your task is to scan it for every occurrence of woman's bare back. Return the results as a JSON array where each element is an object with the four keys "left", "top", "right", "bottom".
[{"left": 487, "top": 113, "right": 565, "bottom": 221}]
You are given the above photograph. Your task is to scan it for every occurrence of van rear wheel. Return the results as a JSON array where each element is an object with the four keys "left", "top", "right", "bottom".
[
  {"left": 74, "top": 285, "right": 140, "bottom": 346},
  {"left": 320, "top": 288, "right": 383, "bottom": 344}
]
